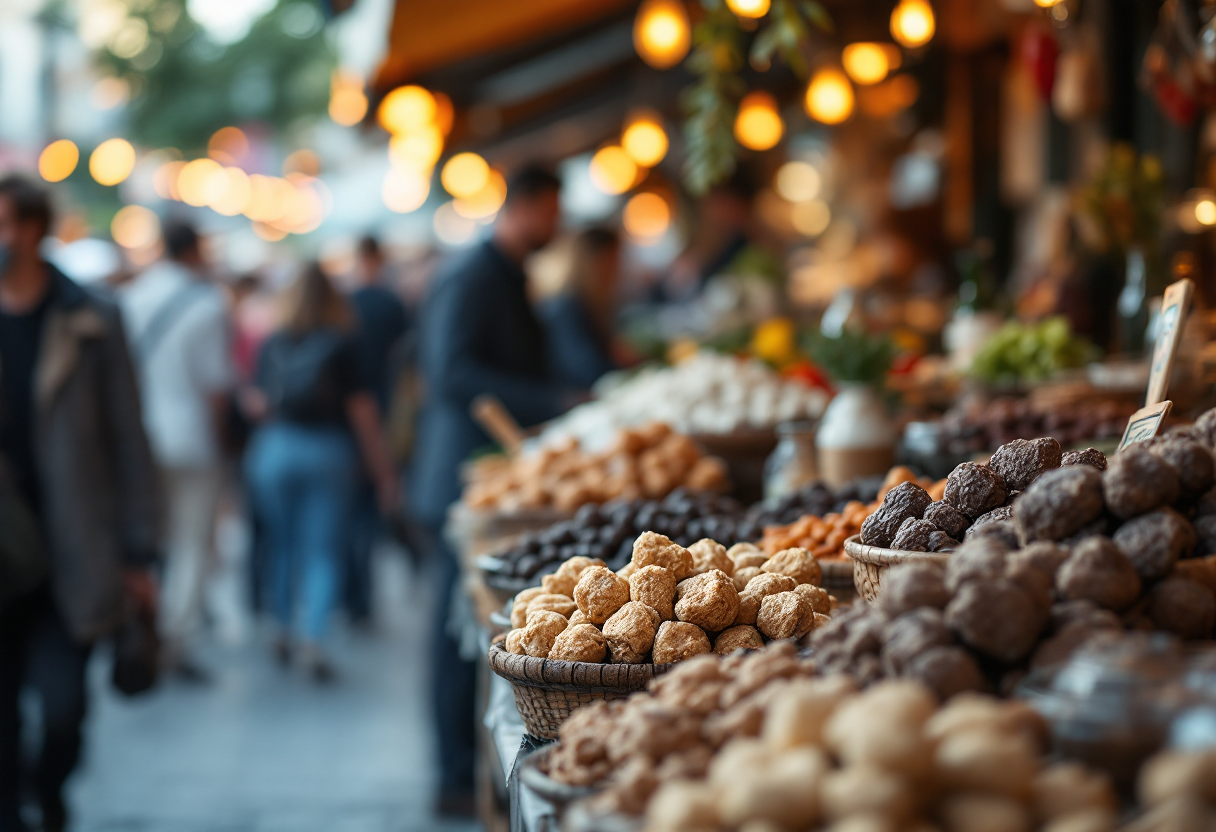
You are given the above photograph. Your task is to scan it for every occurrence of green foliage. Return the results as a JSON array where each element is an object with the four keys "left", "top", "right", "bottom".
[
  {"left": 804, "top": 327, "right": 894, "bottom": 385},
  {"left": 1077, "top": 143, "right": 1165, "bottom": 258},
  {"left": 682, "top": 0, "right": 830, "bottom": 194},
  {"left": 94, "top": 0, "right": 334, "bottom": 153},
  {"left": 969, "top": 317, "right": 1097, "bottom": 384}
]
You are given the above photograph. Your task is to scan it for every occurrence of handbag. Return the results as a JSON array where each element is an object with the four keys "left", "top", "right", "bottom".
[
  {"left": 0, "top": 463, "right": 48, "bottom": 608},
  {"left": 111, "top": 578, "right": 160, "bottom": 697}
]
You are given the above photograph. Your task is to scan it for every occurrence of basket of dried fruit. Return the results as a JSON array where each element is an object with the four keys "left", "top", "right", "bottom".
[{"left": 843, "top": 535, "right": 950, "bottom": 603}]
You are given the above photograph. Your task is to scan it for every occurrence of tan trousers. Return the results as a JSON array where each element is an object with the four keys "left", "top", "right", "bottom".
[{"left": 158, "top": 465, "right": 224, "bottom": 662}]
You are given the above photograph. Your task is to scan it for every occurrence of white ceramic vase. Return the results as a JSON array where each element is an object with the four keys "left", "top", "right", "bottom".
[{"left": 815, "top": 384, "right": 898, "bottom": 488}]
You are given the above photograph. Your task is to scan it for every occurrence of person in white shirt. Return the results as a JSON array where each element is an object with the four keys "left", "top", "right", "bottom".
[{"left": 120, "top": 221, "right": 234, "bottom": 681}]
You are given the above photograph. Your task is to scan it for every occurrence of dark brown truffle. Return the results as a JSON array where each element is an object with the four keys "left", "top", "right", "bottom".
[
  {"left": 927, "top": 531, "right": 960, "bottom": 553},
  {"left": 1112, "top": 507, "right": 1194, "bottom": 581},
  {"left": 891, "top": 517, "right": 937, "bottom": 552},
  {"left": 965, "top": 520, "right": 1021, "bottom": 549},
  {"left": 945, "top": 538, "right": 1008, "bottom": 594},
  {"left": 1103, "top": 447, "right": 1180, "bottom": 519},
  {"left": 943, "top": 462, "right": 1009, "bottom": 520},
  {"left": 1061, "top": 448, "right": 1108, "bottom": 470},
  {"left": 1144, "top": 437, "right": 1216, "bottom": 498},
  {"left": 880, "top": 562, "right": 951, "bottom": 617},
  {"left": 904, "top": 645, "right": 987, "bottom": 700},
  {"left": 1192, "top": 408, "right": 1216, "bottom": 448},
  {"left": 1056, "top": 537, "right": 1142, "bottom": 612},
  {"left": 1014, "top": 466, "right": 1106, "bottom": 542},
  {"left": 923, "top": 501, "right": 969, "bottom": 540},
  {"left": 880, "top": 608, "right": 953, "bottom": 675},
  {"left": 1145, "top": 578, "right": 1216, "bottom": 640},
  {"left": 989, "top": 437, "right": 1063, "bottom": 491},
  {"left": 861, "top": 481, "right": 933, "bottom": 547},
  {"left": 945, "top": 579, "right": 1042, "bottom": 664},
  {"left": 1007, "top": 542, "right": 1068, "bottom": 580}
]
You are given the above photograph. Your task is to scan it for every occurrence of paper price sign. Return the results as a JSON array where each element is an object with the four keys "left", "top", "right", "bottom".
[
  {"left": 1145, "top": 278, "right": 1195, "bottom": 407},
  {"left": 1118, "top": 400, "right": 1173, "bottom": 452}
]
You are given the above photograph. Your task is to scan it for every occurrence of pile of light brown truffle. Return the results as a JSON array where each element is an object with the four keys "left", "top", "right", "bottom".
[
  {"left": 500, "top": 533, "right": 835, "bottom": 664},
  {"left": 818, "top": 409, "right": 1216, "bottom": 698},
  {"left": 549, "top": 642, "right": 1122, "bottom": 831}
]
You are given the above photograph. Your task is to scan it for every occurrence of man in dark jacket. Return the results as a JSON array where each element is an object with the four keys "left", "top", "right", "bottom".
[
  {"left": 0, "top": 176, "right": 161, "bottom": 832},
  {"left": 409, "top": 166, "right": 570, "bottom": 813}
]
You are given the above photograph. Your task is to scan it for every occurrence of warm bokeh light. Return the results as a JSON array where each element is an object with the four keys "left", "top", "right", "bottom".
[
  {"left": 389, "top": 126, "right": 444, "bottom": 171},
  {"left": 633, "top": 0, "right": 691, "bottom": 70},
  {"left": 275, "top": 183, "right": 324, "bottom": 235},
  {"left": 177, "top": 159, "right": 227, "bottom": 207},
  {"left": 329, "top": 71, "right": 368, "bottom": 126},
  {"left": 791, "top": 200, "right": 831, "bottom": 236},
  {"left": 805, "top": 68, "right": 854, "bottom": 124},
  {"left": 622, "top": 114, "right": 669, "bottom": 167},
  {"left": 433, "top": 92, "right": 455, "bottom": 137},
  {"left": 244, "top": 175, "right": 295, "bottom": 223},
  {"left": 453, "top": 170, "right": 507, "bottom": 220},
  {"left": 734, "top": 91, "right": 784, "bottom": 151},
  {"left": 775, "top": 161, "right": 821, "bottom": 202},
  {"left": 382, "top": 167, "right": 431, "bottom": 213},
  {"left": 208, "top": 127, "right": 249, "bottom": 164},
  {"left": 91, "top": 76, "right": 130, "bottom": 110},
  {"left": 842, "top": 43, "right": 890, "bottom": 85},
  {"left": 252, "top": 221, "right": 289, "bottom": 242},
  {"left": 154, "top": 160, "right": 185, "bottom": 200},
  {"left": 211, "top": 167, "right": 252, "bottom": 216},
  {"left": 622, "top": 192, "right": 671, "bottom": 239},
  {"left": 283, "top": 149, "right": 321, "bottom": 177},
  {"left": 378, "top": 85, "right": 436, "bottom": 134},
  {"left": 857, "top": 74, "right": 920, "bottom": 117},
  {"left": 433, "top": 201, "right": 478, "bottom": 246},
  {"left": 441, "top": 153, "right": 490, "bottom": 199},
  {"left": 725, "top": 0, "right": 770, "bottom": 18},
  {"left": 891, "top": 0, "right": 935, "bottom": 49},
  {"left": 1196, "top": 199, "right": 1216, "bottom": 226},
  {"left": 39, "top": 140, "right": 79, "bottom": 183},
  {"left": 1033, "top": 0, "right": 1063, "bottom": 6},
  {"left": 110, "top": 205, "right": 160, "bottom": 249},
  {"left": 89, "top": 138, "right": 136, "bottom": 186},
  {"left": 589, "top": 146, "right": 639, "bottom": 195}
]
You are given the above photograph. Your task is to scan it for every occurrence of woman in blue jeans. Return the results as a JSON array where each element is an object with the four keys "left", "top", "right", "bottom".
[{"left": 245, "top": 264, "right": 395, "bottom": 680}]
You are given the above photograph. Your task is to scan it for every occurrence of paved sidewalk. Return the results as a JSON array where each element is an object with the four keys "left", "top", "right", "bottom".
[{"left": 66, "top": 550, "right": 481, "bottom": 832}]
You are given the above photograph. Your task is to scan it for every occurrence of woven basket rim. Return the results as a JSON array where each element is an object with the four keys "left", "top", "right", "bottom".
[
  {"left": 843, "top": 534, "right": 951, "bottom": 567},
  {"left": 487, "top": 642, "right": 673, "bottom": 693}
]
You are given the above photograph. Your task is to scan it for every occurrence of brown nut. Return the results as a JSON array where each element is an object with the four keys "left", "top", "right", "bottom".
[
  {"left": 652, "top": 621, "right": 712, "bottom": 663},
  {"left": 733, "top": 565, "right": 762, "bottom": 591},
  {"left": 736, "top": 573, "right": 799, "bottom": 625},
  {"left": 526, "top": 593, "right": 577, "bottom": 618},
  {"left": 504, "top": 628, "right": 526, "bottom": 655},
  {"left": 761, "top": 547, "right": 822, "bottom": 586},
  {"left": 714, "top": 625, "right": 765, "bottom": 654},
  {"left": 675, "top": 570, "right": 741, "bottom": 632},
  {"left": 793, "top": 583, "right": 832, "bottom": 615},
  {"left": 548, "top": 623, "right": 608, "bottom": 662},
  {"left": 522, "top": 610, "right": 569, "bottom": 658},
  {"left": 629, "top": 564, "right": 677, "bottom": 621},
  {"left": 631, "top": 531, "right": 693, "bottom": 580},
  {"left": 573, "top": 566, "right": 631, "bottom": 624},
  {"left": 603, "top": 601, "right": 660, "bottom": 663},
  {"left": 756, "top": 591, "right": 812, "bottom": 640},
  {"left": 688, "top": 538, "right": 734, "bottom": 577}
]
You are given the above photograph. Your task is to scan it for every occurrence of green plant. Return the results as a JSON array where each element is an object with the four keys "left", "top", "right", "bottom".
[
  {"left": 969, "top": 317, "right": 1097, "bottom": 384},
  {"left": 804, "top": 327, "right": 894, "bottom": 385}
]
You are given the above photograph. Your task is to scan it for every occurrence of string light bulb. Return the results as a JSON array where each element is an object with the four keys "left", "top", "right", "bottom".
[
  {"left": 633, "top": 0, "right": 691, "bottom": 70},
  {"left": 441, "top": 153, "right": 490, "bottom": 199},
  {"left": 842, "top": 43, "right": 890, "bottom": 85},
  {"left": 1196, "top": 199, "right": 1216, "bottom": 226},
  {"left": 622, "top": 112, "right": 669, "bottom": 167},
  {"left": 623, "top": 192, "right": 671, "bottom": 239},
  {"left": 377, "top": 85, "right": 436, "bottom": 134},
  {"left": 89, "top": 138, "right": 136, "bottom": 186},
  {"left": 589, "top": 146, "right": 639, "bottom": 195},
  {"left": 725, "top": 0, "right": 770, "bottom": 18},
  {"left": 39, "top": 140, "right": 79, "bottom": 183},
  {"left": 805, "top": 68, "right": 854, "bottom": 124},
  {"left": 890, "top": 0, "right": 935, "bottom": 49},
  {"left": 734, "top": 91, "right": 784, "bottom": 151}
]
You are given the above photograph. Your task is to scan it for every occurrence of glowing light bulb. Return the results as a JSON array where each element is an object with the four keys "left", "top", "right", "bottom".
[
  {"left": 589, "top": 146, "right": 639, "bottom": 195},
  {"left": 734, "top": 91, "right": 784, "bottom": 151},
  {"left": 1196, "top": 199, "right": 1216, "bottom": 226},
  {"left": 329, "top": 70, "right": 368, "bottom": 126},
  {"left": 622, "top": 114, "right": 668, "bottom": 167},
  {"left": 39, "top": 140, "right": 79, "bottom": 183},
  {"left": 842, "top": 43, "right": 890, "bottom": 86},
  {"left": 111, "top": 205, "right": 160, "bottom": 249},
  {"left": 453, "top": 170, "right": 507, "bottom": 220},
  {"left": 377, "top": 85, "right": 436, "bottom": 134},
  {"left": 633, "top": 0, "right": 691, "bottom": 70},
  {"left": 805, "top": 68, "right": 854, "bottom": 125},
  {"left": 89, "top": 138, "right": 136, "bottom": 186},
  {"left": 725, "top": 0, "right": 770, "bottom": 18},
  {"left": 441, "top": 153, "right": 490, "bottom": 199},
  {"left": 891, "top": 0, "right": 935, "bottom": 49},
  {"left": 623, "top": 192, "right": 671, "bottom": 240},
  {"left": 176, "top": 158, "right": 227, "bottom": 207},
  {"left": 775, "top": 161, "right": 821, "bottom": 202}
]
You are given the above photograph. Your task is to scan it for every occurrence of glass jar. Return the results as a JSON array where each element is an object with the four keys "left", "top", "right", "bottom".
[{"left": 764, "top": 421, "right": 819, "bottom": 501}]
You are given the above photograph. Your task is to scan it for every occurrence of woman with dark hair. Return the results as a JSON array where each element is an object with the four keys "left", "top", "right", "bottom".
[
  {"left": 245, "top": 264, "right": 395, "bottom": 680},
  {"left": 540, "top": 227, "right": 622, "bottom": 387}
]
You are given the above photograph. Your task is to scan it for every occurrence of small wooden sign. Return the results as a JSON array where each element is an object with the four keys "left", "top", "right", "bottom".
[
  {"left": 1118, "top": 400, "right": 1173, "bottom": 451},
  {"left": 1145, "top": 278, "right": 1195, "bottom": 407}
]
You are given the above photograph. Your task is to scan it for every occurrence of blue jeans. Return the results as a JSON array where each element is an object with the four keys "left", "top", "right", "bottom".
[{"left": 246, "top": 423, "right": 357, "bottom": 642}]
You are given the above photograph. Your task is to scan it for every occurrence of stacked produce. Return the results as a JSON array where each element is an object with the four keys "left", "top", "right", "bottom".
[
  {"left": 929, "top": 397, "right": 1136, "bottom": 457},
  {"left": 500, "top": 534, "right": 835, "bottom": 664},
  {"left": 761, "top": 467, "right": 943, "bottom": 560},
  {"left": 487, "top": 480, "right": 880, "bottom": 583},
  {"left": 969, "top": 317, "right": 1095, "bottom": 384},
  {"left": 462, "top": 423, "right": 729, "bottom": 512},
  {"left": 539, "top": 351, "right": 829, "bottom": 448},
  {"left": 547, "top": 642, "right": 1119, "bottom": 832},
  {"left": 816, "top": 410, "right": 1216, "bottom": 699}
]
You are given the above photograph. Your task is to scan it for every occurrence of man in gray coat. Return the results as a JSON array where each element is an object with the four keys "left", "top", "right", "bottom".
[{"left": 0, "top": 176, "right": 161, "bottom": 832}]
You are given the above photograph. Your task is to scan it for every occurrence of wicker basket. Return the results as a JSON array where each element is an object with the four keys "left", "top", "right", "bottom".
[
  {"left": 487, "top": 643, "right": 670, "bottom": 740},
  {"left": 843, "top": 534, "right": 949, "bottom": 604}
]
